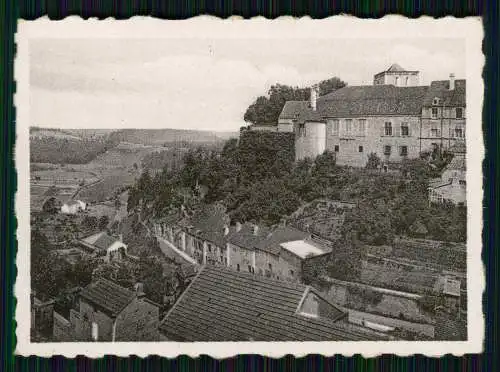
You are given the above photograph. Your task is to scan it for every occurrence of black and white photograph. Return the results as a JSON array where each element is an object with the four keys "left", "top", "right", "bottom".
[{"left": 15, "top": 17, "right": 483, "bottom": 357}]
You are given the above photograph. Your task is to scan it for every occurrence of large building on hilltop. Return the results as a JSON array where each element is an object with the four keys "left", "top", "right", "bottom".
[{"left": 275, "top": 64, "right": 466, "bottom": 168}]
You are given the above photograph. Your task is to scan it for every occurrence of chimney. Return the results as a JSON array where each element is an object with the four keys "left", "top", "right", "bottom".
[
  {"left": 310, "top": 85, "right": 318, "bottom": 111},
  {"left": 280, "top": 218, "right": 287, "bottom": 227},
  {"left": 253, "top": 224, "right": 259, "bottom": 236},
  {"left": 118, "top": 233, "right": 123, "bottom": 242},
  {"left": 236, "top": 222, "right": 242, "bottom": 232},
  {"left": 223, "top": 225, "right": 229, "bottom": 236},
  {"left": 449, "top": 73, "right": 455, "bottom": 90},
  {"left": 134, "top": 282, "right": 145, "bottom": 298}
]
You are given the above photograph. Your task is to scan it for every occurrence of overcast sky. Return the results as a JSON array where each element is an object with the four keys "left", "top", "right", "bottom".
[{"left": 30, "top": 38, "right": 465, "bottom": 132}]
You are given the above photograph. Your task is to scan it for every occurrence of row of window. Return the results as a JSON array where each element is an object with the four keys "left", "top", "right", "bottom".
[
  {"left": 430, "top": 106, "right": 464, "bottom": 119},
  {"left": 299, "top": 120, "right": 464, "bottom": 138},
  {"left": 333, "top": 144, "right": 408, "bottom": 156},
  {"left": 429, "top": 127, "right": 464, "bottom": 138},
  {"left": 329, "top": 119, "right": 366, "bottom": 136},
  {"left": 383, "top": 122, "right": 410, "bottom": 137}
]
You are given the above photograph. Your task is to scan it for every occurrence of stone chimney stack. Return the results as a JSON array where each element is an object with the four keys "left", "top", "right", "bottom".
[
  {"left": 310, "top": 85, "right": 318, "bottom": 111},
  {"left": 449, "top": 73, "right": 455, "bottom": 90},
  {"left": 223, "top": 225, "right": 230, "bottom": 236},
  {"left": 134, "top": 282, "right": 145, "bottom": 298},
  {"left": 253, "top": 224, "right": 259, "bottom": 236},
  {"left": 236, "top": 222, "right": 242, "bottom": 232}
]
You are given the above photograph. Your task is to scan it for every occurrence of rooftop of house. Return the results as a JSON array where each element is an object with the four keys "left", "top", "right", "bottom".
[
  {"left": 445, "top": 154, "right": 466, "bottom": 172},
  {"left": 255, "top": 225, "right": 311, "bottom": 255},
  {"left": 227, "top": 222, "right": 271, "bottom": 250},
  {"left": 279, "top": 101, "right": 310, "bottom": 120},
  {"left": 375, "top": 63, "right": 419, "bottom": 74},
  {"left": 82, "top": 231, "right": 122, "bottom": 251},
  {"left": 79, "top": 278, "right": 137, "bottom": 317},
  {"left": 160, "top": 265, "right": 387, "bottom": 341},
  {"left": 423, "top": 79, "right": 466, "bottom": 107},
  {"left": 281, "top": 77, "right": 465, "bottom": 123},
  {"left": 280, "top": 239, "right": 330, "bottom": 259},
  {"left": 435, "top": 276, "right": 461, "bottom": 297}
]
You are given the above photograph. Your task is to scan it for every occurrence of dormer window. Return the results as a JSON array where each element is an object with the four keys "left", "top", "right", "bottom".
[{"left": 432, "top": 97, "right": 441, "bottom": 106}]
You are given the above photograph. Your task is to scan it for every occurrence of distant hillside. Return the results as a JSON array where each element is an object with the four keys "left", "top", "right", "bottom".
[
  {"left": 109, "top": 129, "right": 238, "bottom": 146},
  {"left": 30, "top": 127, "right": 83, "bottom": 141},
  {"left": 30, "top": 127, "right": 120, "bottom": 164}
]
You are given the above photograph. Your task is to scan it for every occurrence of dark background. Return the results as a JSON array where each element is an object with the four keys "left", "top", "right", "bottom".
[{"left": 1, "top": 1, "right": 496, "bottom": 371}]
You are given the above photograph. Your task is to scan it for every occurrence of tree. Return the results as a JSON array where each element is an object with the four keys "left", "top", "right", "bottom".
[
  {"left": 42, "top": 197, "right": 60, "bottom": 214},
  {"left": 98, "top": 215, "right": 110, "bottom": 230},
  {"left": 317, "top": 77, "right": 347, "bottom": 96},
  {"left": 366, "top": 152, "right": 381, "bottom": 169},
  {"left": 244, "top": 78, "right": 346, "bottom": 125}
]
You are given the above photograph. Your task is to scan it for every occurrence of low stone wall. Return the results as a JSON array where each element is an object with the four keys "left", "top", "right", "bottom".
[{"left": 314, "top": 278, "right": 434, "bottom": 325}]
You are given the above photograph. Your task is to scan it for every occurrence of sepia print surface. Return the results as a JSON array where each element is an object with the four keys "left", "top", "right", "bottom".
[{"left": 15, "top": 17, "right": 484, "bottom": 357}]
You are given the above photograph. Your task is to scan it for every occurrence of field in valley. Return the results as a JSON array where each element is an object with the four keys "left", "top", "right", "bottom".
[{"left": 30, "top": 142, "right": 168, "bottom": 210}]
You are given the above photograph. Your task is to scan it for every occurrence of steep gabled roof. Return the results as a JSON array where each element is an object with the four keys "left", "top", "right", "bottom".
[
  {"left": 160, "top": 265, "right": 385, "bottom": 341},
  {"left": 423, "top": 79, "right": 466, "bottom": 107},
  {"left": 79, "top": 278, "right": 136, "bottom": 317},
  {"left": 82, "top": 232, "right": 120, "bottom": 251},
  {"left": 279, "top": 101, "right": 309, "bottom": 120},
  {"left": 386, "top": 63, "right": 406, "bottom": 72},
  {"left": 445, "top": 154, "right": 466, "bottom": 172}
]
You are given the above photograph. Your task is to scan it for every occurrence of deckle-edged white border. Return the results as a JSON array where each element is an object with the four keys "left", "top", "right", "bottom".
[{"left": 14, "top": 15, "right": 484, "bottom": 358}]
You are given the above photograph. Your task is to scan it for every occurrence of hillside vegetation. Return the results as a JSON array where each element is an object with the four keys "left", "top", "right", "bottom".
[
  {"left": 128, "top": 133, "right": 466, "bottom": 245},
  {"left": 30, "top": 134, "right": 120, "bottom": 164}
]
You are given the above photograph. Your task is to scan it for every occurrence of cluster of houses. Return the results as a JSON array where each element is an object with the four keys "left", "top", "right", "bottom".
[
  {"left": 153, "top": 203, "right": 333, "bottom": 284},
  {"left": 31, "top": 200, "right": 465, "bottom": 342}
]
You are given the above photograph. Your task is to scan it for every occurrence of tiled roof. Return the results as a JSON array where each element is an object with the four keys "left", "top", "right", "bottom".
[
  {"left": 255, "top": 225, "right": 311, "bottom": 255},
  {"left": 385, "top": 63, "right": 406, "bottom": 72},
  {"left": 279, "top": 78, "right": 465, "bottom": 121},
  {"left": 227, "top": 223, "right": 270, "bottom": 250},
  {"left": 79, "top": 278, "right": 136, "bottom": 317},
  {"left": 423, "top": 79, "right": 466, "bottom": 107},
  {"left": 317, "top": 85, "right": 429, "bottom": 117},
  {"left": 93, "top": 233, "right": 119, "bottom": 251},
  {"left": 445, "top": 154, "right": 466, "bottom": 172},
  {"left": 160, "top": 265, "right": 385, "bottom": 341},
  {"left": 279, "top": 101, "right": 310, "bottom": 120}
]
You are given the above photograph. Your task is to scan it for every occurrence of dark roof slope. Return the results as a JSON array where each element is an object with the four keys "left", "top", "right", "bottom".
[
  {"left": 256, "top": 225, "right": 311, "bottom": 255},
  {"left": 93, "top": 233, "right": 118, "bottom": 251},
  {"left": 160, "top": 265, "right": 384, "bottom": 341},
  {"left": 317, "top": 85, "right": 429, "bottom": 117},
  {"left": 423, "top": 80, "right": 466, "bottom": 107},
  {"left": 386, "top": 63, "right": 406, "bottom": 72},
  {"left": 79, "top": 278, "right": 136, "bottom": 317},
  {"left": 227, "top": 223, "right": 271, "bottom": 250},
  {"left": 279, "top": 101, "right": 309, "bottom": 120},
  {"left": 446, "top": 154, "right": 466, "bottom": 172}
]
